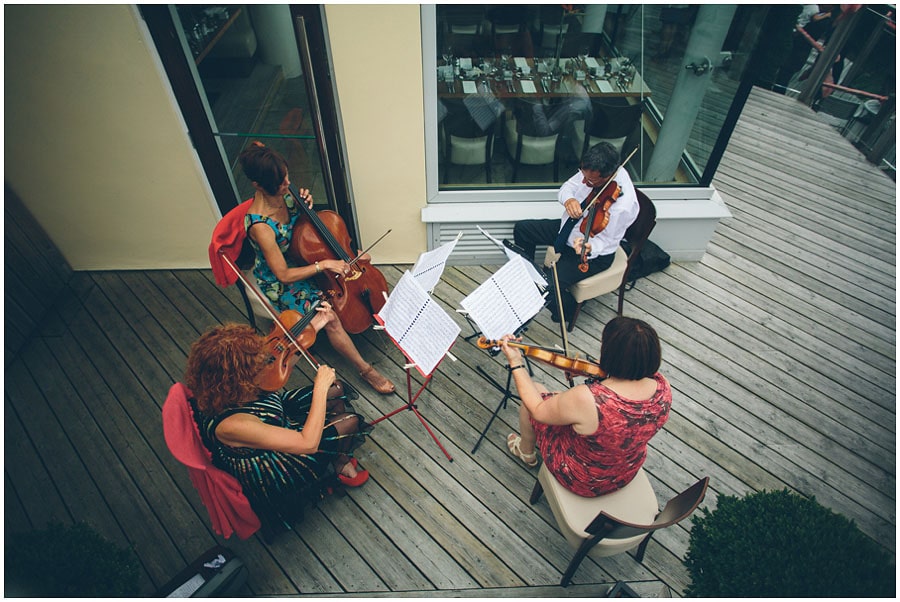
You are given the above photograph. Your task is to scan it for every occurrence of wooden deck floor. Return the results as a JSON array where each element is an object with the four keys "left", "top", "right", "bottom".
[{"left": 5, "top": 88, "right": 895, "bottom": 597}]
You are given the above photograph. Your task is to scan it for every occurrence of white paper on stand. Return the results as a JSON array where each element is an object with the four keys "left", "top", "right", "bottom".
[
  {"left": 410, "top": 235, "right": 460, "bottom": 293},
  {"left": 459, "top": 255, "right": 545, "bottom": 341},
  {"left": 377, "top": 271, "right": 460, "bottom": 376},
  {"left": 476, "top": 225, "right": 548, "bottom": 289}
]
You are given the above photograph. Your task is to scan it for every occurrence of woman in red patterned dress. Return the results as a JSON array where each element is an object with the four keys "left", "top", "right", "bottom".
[{"left": 500, "top": 316, "right": 671, "bottom": 497}]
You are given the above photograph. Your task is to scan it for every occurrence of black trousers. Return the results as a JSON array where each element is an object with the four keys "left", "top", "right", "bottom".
[{"left": 513, "top": 218, "right": 615, "bottom": 320}]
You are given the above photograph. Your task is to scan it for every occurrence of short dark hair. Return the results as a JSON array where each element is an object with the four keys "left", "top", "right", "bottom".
[
  {"left": 598, "top": 316, "right": 662, "bottom": 380},
  {"left": 238, "top": 141, "right": 288, "bottom": 195},
  {"left": 580, "top": 142, "right": 619, "bottom": 177}
]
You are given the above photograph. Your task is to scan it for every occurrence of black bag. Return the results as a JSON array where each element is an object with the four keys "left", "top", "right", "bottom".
[
  {"left": 621, "top": 239, "right": 671, "bottom": 289},
  {"left": 156, "top": 546, "right": 249, "bottom": 597}
]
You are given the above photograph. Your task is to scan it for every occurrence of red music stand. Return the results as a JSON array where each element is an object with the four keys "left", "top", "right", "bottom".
[{"left": 370, "top": 358, "right": 453, "bottom": 462}]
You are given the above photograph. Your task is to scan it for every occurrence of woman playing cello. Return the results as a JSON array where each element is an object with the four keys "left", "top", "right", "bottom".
[{"left": 239, "top": 142, "right": 394, "bottom": 394}]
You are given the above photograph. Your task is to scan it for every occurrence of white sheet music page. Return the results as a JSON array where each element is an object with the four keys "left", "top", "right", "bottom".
[
  {"left": 410, "top": 235, "right": 460, "bottom": 293},
  {"left": 476, "top": 225, "right": 548, "bottom": 288},
  {"left": 459, "top": 255, "right": 545, "bottom": 341},
  {"left": 376, "top": 271, "right": 460, "bottom": 376}
]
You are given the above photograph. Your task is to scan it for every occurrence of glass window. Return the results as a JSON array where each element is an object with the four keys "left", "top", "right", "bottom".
[
  {"left": 432, "top": 4, "right": 767, "bottom": 192},
  {"left": 173, "top": 5, "right": 328, "bottom": 207}
]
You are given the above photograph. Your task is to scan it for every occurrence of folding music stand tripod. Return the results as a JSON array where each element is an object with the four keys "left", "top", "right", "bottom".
[
  {"left": 470, "top": 320, "right": 534, "bottom": 453},
  {"left": 370, "top": 359, "right": 453, "bottom": 462},
  {"left": 371, "top": 270, "right": 460, "bottom": 462}
]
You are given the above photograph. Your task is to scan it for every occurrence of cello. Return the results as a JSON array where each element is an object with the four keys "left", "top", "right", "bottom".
[{"left": 287, "top": 183, "right": 390, "bottom": 335}]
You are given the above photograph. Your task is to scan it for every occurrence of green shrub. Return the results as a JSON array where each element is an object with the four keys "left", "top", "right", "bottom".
[
  {"left": 5, "top": 521, "right": 140, "bottom": 596},
  {"left": 684, "top": 489, "right": 895, "bottom": 597}
]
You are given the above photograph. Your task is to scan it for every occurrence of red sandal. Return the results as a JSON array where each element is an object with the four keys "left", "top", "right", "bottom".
[{"left": 338, "top": 468, "right": 369, "bottom": 487}]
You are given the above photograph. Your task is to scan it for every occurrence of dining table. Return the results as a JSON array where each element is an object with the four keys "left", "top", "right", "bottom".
[{"left": 437, "top": 56, "right": 651, "bottom": 100}]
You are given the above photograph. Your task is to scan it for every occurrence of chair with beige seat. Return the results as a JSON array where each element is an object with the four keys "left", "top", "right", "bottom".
[
  {"left": 530, "top": 464, "right": 709, "bottom": 587},
  {"left": 544, "top": 189, "right": 657, "bottom": 331}
]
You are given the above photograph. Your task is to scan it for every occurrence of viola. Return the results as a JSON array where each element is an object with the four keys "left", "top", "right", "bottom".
[
  {"left": 287, "top": 183, "right": 389, "bottom": 335},
  {"left": 256, "top": 301, "right": 321, "bottom": 392},
  {"left": 476, "top": 337, "right": 606, "bottom": 379},
  {"left": 577, "top": 180, "right": 622, "bottom": 272}
]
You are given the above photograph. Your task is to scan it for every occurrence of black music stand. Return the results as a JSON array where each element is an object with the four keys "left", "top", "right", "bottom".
[{"left": 470, "top": 321, "right": 534, "bottom": 453}]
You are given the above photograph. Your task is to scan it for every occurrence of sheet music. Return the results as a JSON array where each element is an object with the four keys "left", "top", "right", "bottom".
[
  {"left": 377, "top": 271, "right": 460, "bottom": 376},
  {"left": 476, "top": 225, "right": 548, "bottom": 288},
  {"left": 460, "top": 255, "right": 546, "bottom": 341},
  {"left": 410, "top": 235, "right": 460, "bottom": 293}
]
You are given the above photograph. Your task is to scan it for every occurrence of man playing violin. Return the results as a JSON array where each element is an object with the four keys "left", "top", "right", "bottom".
[{"left": 508, "top": 142, "right": 639, "bottom": 323}]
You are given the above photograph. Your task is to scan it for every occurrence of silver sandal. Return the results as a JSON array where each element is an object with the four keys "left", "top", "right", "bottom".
[{"left": 507, "top": 433, "right": 538, "bottom": 467}]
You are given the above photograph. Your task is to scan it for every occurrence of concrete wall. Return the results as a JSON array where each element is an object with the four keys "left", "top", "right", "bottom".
[{"left": 5, "top": 5, "right": 217, "bottom": 270}]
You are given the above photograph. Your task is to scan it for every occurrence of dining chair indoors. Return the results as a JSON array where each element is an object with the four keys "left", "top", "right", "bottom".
[
  {"left": 504, "top": 99, "right": 565, "bottom": 183},
  {"left": 572, "top": 98, "right": 645, "bottom": 163},
  {"left": 442, "top": 100, "right": 496, "bottom": 184},
  {"left": 544, "top": 189, "right": 656, "bottom": 331},
  {"left": 530, "top": 463, "right": 710, "bottom": 587}
]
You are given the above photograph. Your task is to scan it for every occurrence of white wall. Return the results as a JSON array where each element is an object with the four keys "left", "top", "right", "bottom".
[{"left": 5, "top": 5, "right": 217, "bottom": 270}]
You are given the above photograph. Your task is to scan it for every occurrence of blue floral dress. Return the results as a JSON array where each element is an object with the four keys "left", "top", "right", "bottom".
[{"left": 244, "top": 194, "right": 321, "bottom": 314}]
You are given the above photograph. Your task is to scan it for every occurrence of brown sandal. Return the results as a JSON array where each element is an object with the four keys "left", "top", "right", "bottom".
[{"left": 359, "top": 365, "right": 395, "bottom": 394}]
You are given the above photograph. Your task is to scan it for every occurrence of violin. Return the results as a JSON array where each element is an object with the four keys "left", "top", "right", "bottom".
[
  {"left": 287, "top": 183, "right": 389, "bottom": 335},
  {"left": 256, "top": 301, "right": 321, "bottom": 392},
  {"left": 476, "top": 337, "right": 606, "bottom": 379},
  {"left": 577, "top": 180, "right": 622, "bottom": 272}
]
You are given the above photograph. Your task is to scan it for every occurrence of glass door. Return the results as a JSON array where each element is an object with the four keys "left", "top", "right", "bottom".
[{"left": 141, "top": 5, "right": 356, "bottom": 237}]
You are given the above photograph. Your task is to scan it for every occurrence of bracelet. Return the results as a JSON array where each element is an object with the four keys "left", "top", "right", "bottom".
[
  {"left": 510, "top": 364, "right": 526, "bottom": 372},
  {"left": 315, "top": 261, "right": 321, "bottom": 273}
]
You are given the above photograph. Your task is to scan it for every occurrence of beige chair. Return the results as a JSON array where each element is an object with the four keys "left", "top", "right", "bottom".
[
  {"left": 544, "top": 189, "right": 657, "bottom": 331},
  {"left": 530, "top": 463, "right": 709, "bottom": 587}
]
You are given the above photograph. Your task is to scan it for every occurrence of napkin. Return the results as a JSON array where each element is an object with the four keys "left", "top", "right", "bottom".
[
  {"left": 462, "top": 80, "right": 477, "bottom": 94},
  {"left": 458, "top": 57, "right": 473, "bottom": 70},
  {"left": 585, "top": 57, "right": 601, "bottom": 70},
  {"left": 597, "top": 80, "right": 614, "bottom": 93},
  {"left": 514, "top": 57, "right": 529, "bottom": 70},
  {"left": 520, "top": 80, "right": 536, "bottom": 94}
]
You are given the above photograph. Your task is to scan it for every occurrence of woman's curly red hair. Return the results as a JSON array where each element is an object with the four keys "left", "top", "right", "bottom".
[{"left": 185, "top": 323, "right": 265, "bottom": 416}]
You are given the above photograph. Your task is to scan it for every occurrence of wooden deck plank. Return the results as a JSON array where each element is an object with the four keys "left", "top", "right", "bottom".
[{"left": 3, "top": 87, "right": 894, "bottom": 596}]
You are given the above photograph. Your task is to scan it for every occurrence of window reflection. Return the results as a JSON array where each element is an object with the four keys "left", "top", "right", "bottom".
[{"left": 434, "top": 4, "right": 762, "bottom": 190}]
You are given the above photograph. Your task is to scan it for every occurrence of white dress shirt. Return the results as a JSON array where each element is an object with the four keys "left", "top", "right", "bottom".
[{"left": 557, "top": 168, "right": 639, "bottom": 259}]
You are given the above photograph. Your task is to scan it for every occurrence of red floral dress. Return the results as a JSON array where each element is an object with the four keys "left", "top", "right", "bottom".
[{"left": 532, "top": 373, "right": 671, "bottom": 497}]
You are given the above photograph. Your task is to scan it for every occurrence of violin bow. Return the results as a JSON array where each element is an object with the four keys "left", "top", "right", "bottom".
[
  {"left": 581, "top": 145, "right": 639, "bottom": 214},
  {"left": 219, "top": 251, "right": 320, "bottom": 372},
  {"left": 550, "top": 261, "right": 576, "bottom": 387}
]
